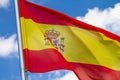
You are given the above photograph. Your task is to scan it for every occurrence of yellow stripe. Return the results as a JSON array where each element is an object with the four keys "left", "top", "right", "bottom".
[{"left": 20, "top": 17, "right": 120, "bottom": 71}]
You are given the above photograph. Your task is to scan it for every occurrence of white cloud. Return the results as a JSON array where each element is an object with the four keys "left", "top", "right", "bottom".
[
  {"left": 54, "top": 71, "right": 78, "bottom": 80},
  {"left": 0, "top": 0, "right": 10, "bottom": 8},
  {"left": 76, "top": 3, "right": 120, "bottom": 35},
  {"left": 47, "top": 70, "right": 68, "bottom": 80},
  {"left": 28, "top": 73, "right": 42, "bottom": 80},
  {"left": 48, "top": 71, "right": 62, "bottom": 79},
  {"left": 0, "top": 34, "right": 18, "bottom": 57}
]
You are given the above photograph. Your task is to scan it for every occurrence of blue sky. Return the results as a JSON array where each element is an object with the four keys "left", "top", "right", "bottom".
[{"left": 0, "top": 0, "right": 120, "bottom": 80}]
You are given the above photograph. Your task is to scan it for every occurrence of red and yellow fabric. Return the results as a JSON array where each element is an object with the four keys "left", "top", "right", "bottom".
[{"left": 19, "top": 0, "right": 120, "bottom": 80}]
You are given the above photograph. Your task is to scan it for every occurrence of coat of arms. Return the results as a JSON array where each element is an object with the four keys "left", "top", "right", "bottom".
[{"left": 44, "top": 29, "right": 64, "bottom": 53}]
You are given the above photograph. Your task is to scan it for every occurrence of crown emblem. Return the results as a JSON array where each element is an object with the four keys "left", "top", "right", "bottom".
[
  {"left": 44, "top": 29, "right": 64, "bottom": 54},
  {"left": 45, "top": 29, "right": 60, "bottom": 39}
]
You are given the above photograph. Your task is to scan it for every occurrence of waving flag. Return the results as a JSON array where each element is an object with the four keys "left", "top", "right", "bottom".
[{"left": 19, "top": 0, "right": 120, "bottom": 80}]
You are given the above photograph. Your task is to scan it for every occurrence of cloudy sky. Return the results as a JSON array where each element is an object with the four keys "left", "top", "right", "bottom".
[{"left": 0, "top": 0, "right": 120, "bottom": 80}]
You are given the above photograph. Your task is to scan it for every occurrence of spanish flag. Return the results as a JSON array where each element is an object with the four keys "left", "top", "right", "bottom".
[{"left": 19, "top": 0, "right": 120, "bottom": 80}]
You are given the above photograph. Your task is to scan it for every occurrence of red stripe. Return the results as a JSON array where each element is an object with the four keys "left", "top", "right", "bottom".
[
  {"left": 19, "top": 0, "right": 120, "bottom": 42},
  {"left": 23, "top": 48, "right": 120, "bottom": 80},
  {"left": 23, "top": 49, "right": 71, "bottom": 72},
  {"left": 71, "top": 63, "right": 120, "bottom": 80}
]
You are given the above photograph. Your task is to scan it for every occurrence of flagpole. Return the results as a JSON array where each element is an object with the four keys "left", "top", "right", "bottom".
[{"left": 14, "top": 0, "right": 27, "bottom": 80}]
